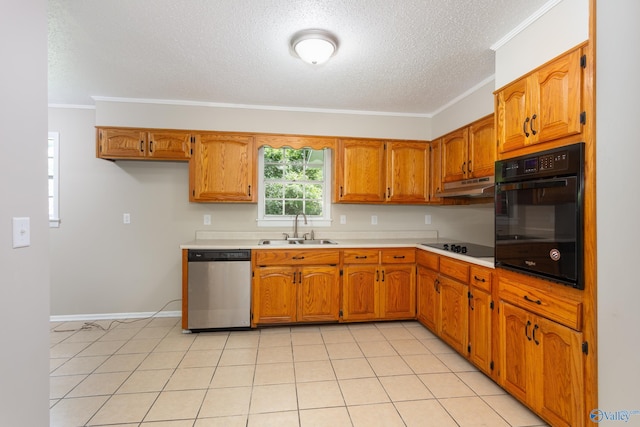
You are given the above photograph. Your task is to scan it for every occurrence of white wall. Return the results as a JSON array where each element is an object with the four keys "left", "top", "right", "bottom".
[
  {"left": 49, "top": 104, "right": 494, "bottom": 316},
  {"left": 494, "top": 0, "right": 589, "bottom": 89},
  {"left": 0, "top": 0, "right": 50, "bottom": 425},
  {"left": 95, "top": 100, "right": 432, "bottom": 141},
  {"left": 596, "top": 0, "right": 640, "bottom": 423},
  {"left": 430, "top": 79, "right": 496, "bottom": 138}
]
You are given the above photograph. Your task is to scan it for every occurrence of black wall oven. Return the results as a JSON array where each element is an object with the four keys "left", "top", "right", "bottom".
[{"left": 495, "top": 142, "right": 585, "bottom": 289}]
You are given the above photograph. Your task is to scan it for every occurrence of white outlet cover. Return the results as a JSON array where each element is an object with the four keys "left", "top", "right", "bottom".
[
  {"left": 123, "top": 213, "right": 131, "bottom": 224},
  {"left": 424, "top": 214, "right": 432, "bottom": 225},
  {"left": 340, "top": 215, "right": 347, "bottom": 224},
  {"left": 12, "top": 217, "right": 30, "bottom": 248},
  {"left": 204, "top": 214, "right": 212, "bottom": 225},
  {"left": 371, "top": 215, "right": 378, "bottom": 225}
]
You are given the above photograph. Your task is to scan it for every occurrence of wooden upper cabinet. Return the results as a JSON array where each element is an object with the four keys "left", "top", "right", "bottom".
[
  {"left": 429, "top": 139, "right": 443, "bottom": 203},
  {"left": 442, "top": 128, "right": 468, "bottom": 183},
  {"left": 146, "top": 131, "right": 191, "bottom": 160},
  {"left": 468, "top": 115, "right": 496, "bottom": 178},
  {"left": 334, "top": 139, "right": 386, "bottom": 203},
  {"left": 96, "top": 127, "right": 191, "bottom": 160},
  {"left": 497, "top": 46, "right": 584, "bottom": 154},
  {"left": 387, "top": 141, "right": 430, "bottom": 203},
  {"left": 441, "top": 115, "right": 495, "bottom": 183},
  {"left": 335, "top": 138, "right": 430, "bottom": 204},
  {"left": 190, "top": 133, "right": 256, "bottom": 202}
]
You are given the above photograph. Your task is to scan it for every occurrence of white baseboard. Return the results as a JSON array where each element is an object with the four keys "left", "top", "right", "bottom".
[{"left": 50, "top": 310, "right": 181, "bottom": 323}]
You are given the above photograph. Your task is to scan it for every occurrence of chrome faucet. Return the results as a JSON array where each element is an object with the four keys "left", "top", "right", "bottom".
[{"left": 293, "top": 212, "right": 307, "bottom": 238}]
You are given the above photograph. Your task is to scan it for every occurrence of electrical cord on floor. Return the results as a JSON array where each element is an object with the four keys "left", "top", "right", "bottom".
[{"left": 53, "top": 298, "right": 182, "bottom": 332}]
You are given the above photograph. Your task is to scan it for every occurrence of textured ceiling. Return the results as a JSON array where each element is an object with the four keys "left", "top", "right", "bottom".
[{"left": 48, "top": 0, "right": 551, "bottom": 115}]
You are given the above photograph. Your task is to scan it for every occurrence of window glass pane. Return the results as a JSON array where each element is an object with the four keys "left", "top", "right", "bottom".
[
  {"left": 284, "top": 183, "right": 303, "bottom": 199},
  {"left": 306, "top": 200, "right": 322, "bottom": 215},
  {"left": 264, "top": 164, "right": 284, "bottom": 179},
  {"left": 265, "top": 182, "right": 283, "bottom": 198},
  {"left": 284, "top": 200, "right": 303, "bottom": 215},
  {"left": 265, "top": 199, "right": 283, "bottom": 216}
]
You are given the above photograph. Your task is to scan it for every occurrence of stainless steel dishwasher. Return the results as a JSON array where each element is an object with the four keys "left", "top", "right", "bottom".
[{"left": 187, "top": 249, "right": 251, "bottom": 330}]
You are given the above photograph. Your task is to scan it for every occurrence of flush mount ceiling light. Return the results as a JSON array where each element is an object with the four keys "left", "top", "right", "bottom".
[{"left": 291, "top": 29, "right": 338, "bottom": 65}]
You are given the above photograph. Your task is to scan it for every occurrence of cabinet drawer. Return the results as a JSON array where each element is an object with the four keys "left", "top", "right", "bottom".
[
  {"left": 417, "top": 250, "right": 439, "bottom": 270},
  {"left": 439, "top": 257, "right": 470, "bottom": 283},
  {"left": 381, "top": 248, "right": 415, "bottom": 264},
  {"left": 342, "top": 249, "right": 380, "bottom": 264},
  {"left": 470, "top": 266, "right": 492, "bottom": 293},
  {"left": 498, "top": 276, "right": 582, "bottom": 331},
  {"left": 254, "top": 250, "right": 340, "bottom": 266}
]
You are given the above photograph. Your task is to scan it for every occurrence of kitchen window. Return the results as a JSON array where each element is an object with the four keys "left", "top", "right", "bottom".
[
  {"left": 257, "top": 146, "right": 332, "bottom": 227},
  {"left": 48, "top": 132, "right": 60, "bottom": 227}
]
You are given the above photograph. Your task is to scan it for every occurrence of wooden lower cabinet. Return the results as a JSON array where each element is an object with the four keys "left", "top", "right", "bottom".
[
  {"left": 252, "top": 253, "right": 340, "bottom": 326},
  {"left": 437, "top": 275, "right": 468, "bottom": 354},
  {"left": 380, "top": 264, "right": 416, "bottom": 319},
  {"left": 342, "top": 264, "right": 379, "bottom": 321},
  {"left": 416, "top": 265, "right": 438, "bottom": 330},
  {"left": 499, "top": 301, "right": 584, "bottom": 427},
  {"left": 416, "top": 263, "right": 469, "bottom": 355},
  {"left": 342, "top": 248, "right": 415, "bottom": 321},
  {"left": 468, "top": 265, "right": 493, "bottom": 375}
]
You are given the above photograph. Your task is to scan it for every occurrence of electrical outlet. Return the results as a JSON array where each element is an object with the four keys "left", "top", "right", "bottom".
[
  {"left": 424, "top": 214, "right": 432, "bottom": 225},
  {"left": 204, "top": 214, "right": 211, "bottom": 225},
  {"left": 371, "top": 215, "right": 378, "bottom": 225},
  {"left": 340, "top": 215, "right": 347, "bottom": 224},
  {"left": 123, "top": 213, "right": 131, "bottom": 224}
]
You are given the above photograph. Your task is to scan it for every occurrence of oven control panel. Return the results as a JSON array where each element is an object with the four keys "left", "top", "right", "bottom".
[{"left": 497, "top": 142, "right": 584, "bottom": 181}]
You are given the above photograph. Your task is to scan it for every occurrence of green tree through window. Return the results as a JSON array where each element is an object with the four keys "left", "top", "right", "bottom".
[{"left": 263, "top": 147, "right": 325, "bottom": 216}]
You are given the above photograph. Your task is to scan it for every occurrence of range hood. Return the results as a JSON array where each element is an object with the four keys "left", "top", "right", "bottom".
[{"left": 436, "top": 176, "right": 495, "bottom": 198}]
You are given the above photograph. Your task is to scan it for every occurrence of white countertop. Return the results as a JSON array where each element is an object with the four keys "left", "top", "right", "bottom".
[{"left": 180, "top": 231, "right": 494, "bottom": 269}]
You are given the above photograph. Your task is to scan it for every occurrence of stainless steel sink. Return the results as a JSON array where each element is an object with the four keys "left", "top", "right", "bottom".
[
  {"left": 258, "top": 239, "right": 338, "bottom": 245},
  {"left": 297, "top": 239, "right": 338, "bottom": 245},
  {"left": 258, "top": 239, "right": 297, "bottom": 245}
]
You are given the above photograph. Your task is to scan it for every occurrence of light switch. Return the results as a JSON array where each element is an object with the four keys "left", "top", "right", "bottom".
[{"left": 12, "top": 217, "right": 30, "bottom": 248}]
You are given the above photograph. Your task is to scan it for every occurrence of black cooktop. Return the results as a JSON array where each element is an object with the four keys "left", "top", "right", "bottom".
[{"left": 422, "top": 242, "right": 494, "bottom": 258}]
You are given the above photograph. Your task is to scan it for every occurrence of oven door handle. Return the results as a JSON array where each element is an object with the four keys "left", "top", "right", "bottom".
[{"left": 497, "top": 178, "right": 569, "bottom": 192}]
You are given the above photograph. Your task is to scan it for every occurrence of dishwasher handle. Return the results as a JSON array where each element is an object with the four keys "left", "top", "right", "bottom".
[{"left": 188, "top": 249, "right": 251, "bottom": 262}]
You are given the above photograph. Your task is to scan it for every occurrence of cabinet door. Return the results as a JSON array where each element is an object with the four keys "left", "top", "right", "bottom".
[
  {"left": 417, "top": 266, "right": 438, "bottom": 330},
  {"left": 532, "top": 48, "right": 583, "bottom": 145},
  {"left": 468, "top": 286, "right": 492, "bottom": 375},
  {"left": 441, "top": 128, "right": 468, "bottom": 183},
  {"left": 499, "top": 302, "right": 532, "bottom": 402},
  {"left": 380, "top": 264, "right": 416, "bottom": 319},
  {"left": 97, "top": 128, "right": 147, "bottom": 158},
  {"left": 429, "top": 139, "right": 443, "bottom": 203},
  {"left": 535, "top": 316, "right": 584, "bottom": 427},
  {"left": 468, "top": 115, "right": 495, "bottom": 178},
  {"left": 147, "top": 131, "right": 191, "bottom": 160},
  {"left": 342, "top": 265, "right": 379, "bottom": 320},
  {"left": 253, "top": 266, "right": 296, "bottom": 324},
  {"left": 386, "top": 141, "right": 429, "bottom": 203},
  {"left": 298, "top": 266, "right": 340, "bottom": 322},
  {"left": 497, "top": 78, "right": 529, "bottom": 153},
  {"left": 190, "top": 133, "right": 255, "bottom": 202},
  {"left": 438, "top": 275, "right": 468, "bottom": 354},
  {"left": 335, "top": 139, "right": 386, "bottom": 203}
]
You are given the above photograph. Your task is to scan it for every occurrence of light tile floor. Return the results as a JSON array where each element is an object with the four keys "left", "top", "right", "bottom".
[{"left": 49, "top": 318, "right": 549, "bottom": 427}]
